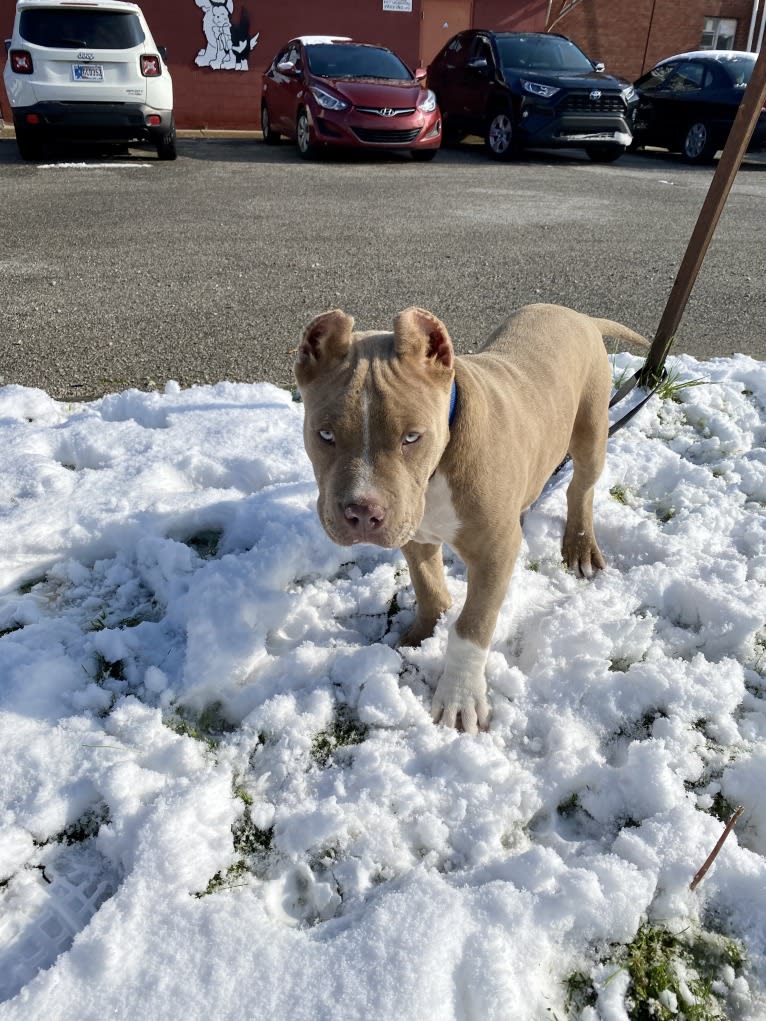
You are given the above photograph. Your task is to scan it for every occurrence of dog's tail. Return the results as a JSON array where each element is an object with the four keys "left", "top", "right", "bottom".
[{"left": 592, "top": 317, "right": 651, "bottom": 349}]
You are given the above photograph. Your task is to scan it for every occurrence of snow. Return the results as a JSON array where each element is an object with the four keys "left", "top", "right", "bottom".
[{"left": 0, "top": 353, "right": 765, "bottom": 1020}]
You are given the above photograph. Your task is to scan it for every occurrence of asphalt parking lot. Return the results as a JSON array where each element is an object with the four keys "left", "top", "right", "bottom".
[{"left": 0, "top": 130, "right": 764, "bottom": 401}]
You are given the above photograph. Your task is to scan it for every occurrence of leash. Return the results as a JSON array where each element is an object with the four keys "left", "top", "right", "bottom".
[{"left": 607, "top": 349, "right": 669, "bottom": 438}]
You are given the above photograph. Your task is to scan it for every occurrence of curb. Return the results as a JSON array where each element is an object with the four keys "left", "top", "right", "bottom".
[{"left": 0, "top": 124, "right": 262, "bottom": 140}]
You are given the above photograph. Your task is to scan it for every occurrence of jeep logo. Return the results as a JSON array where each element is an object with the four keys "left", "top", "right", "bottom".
[{"left": 77, "top": 51, "right": 95, "bottom": 61}]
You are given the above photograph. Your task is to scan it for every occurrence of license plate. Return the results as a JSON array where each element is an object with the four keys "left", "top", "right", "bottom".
[{"left": 72, "top": 64, "right": 104, "bottom": 82}]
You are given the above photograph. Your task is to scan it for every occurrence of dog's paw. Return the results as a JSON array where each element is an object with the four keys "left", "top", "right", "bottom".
[
  {"left": 431, "top": 676, "right": 490, "bottom": 735},
  {"left": 562, "top": 529, "right": 605, "bottom": 579},
  {"left": 397, "top": 621, "right": 436, "bottom": 648}
]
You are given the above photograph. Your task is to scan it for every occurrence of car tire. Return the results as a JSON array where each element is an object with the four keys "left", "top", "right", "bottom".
[
  {"left": 261, "top": 103, "right": 280, "bottom": 144},
  {"left": 411, "top": 149, "right": 437, "bottom": 162},
  {"left": 14, "top": 124, "right": 43, "bottom": 162},
  {"left": 585, "top": 145, "right": 626, "bottom": 163},
  {"left": 156, "top": 117, "right": 177, "bottom": 161},
  {"left": 682, "top": 121, "right": 716, "bottom": 164},
  {"left": 296, "top": 109, "right": 318, "bottom": 160},
  {"left": 485, "top": 110, "right": 517, "bottom": 160}
]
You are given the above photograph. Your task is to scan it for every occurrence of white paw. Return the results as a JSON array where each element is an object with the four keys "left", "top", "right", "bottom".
[
  {"left": 431, "top": 676, "right": 489, "bottom": 734},
  {"left": 430, "top": 629, "right": 490, "bottom": 734}
]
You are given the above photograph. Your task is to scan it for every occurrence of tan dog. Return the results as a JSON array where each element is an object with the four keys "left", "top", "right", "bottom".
[{"left": 294, "top": 303, "right": 648, "bottom": 734}]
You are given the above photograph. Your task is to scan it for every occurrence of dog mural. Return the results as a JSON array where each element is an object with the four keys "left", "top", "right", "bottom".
[{"left": 194, "top": 0, "right": 260, "bottom": 70}]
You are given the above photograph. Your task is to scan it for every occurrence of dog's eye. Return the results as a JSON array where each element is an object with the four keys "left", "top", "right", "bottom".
[
  {"left": 318, "top": 429, "right": 334, "bottom": 444},
  {"left": 403, "top": 432, "right": 421, "bottom": 445}
]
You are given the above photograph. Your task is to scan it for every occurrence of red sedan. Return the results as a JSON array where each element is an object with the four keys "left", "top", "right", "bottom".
[{"left": 260, "top": 36, "right": 441, "bottom": 160}]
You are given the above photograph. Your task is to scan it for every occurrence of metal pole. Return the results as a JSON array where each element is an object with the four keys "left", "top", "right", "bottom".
[
  {"left": 746, "top": 0, "right": 760, "bottom": 51},
  {"left": 640, "top": 43, "right": 766, "bottom": 385},
  {"left": 756, "top": 2, "right": 766, "bottom": 52},
  {"left": 640, "top": 0, "right": 658, "bottom": 75}
]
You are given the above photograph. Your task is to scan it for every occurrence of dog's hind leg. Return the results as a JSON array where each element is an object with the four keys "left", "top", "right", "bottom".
[{"left": 562, "top": 374, "right": 611, "bottom": 577}]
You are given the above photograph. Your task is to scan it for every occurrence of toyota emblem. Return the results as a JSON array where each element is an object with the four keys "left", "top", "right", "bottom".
[{"left": 589, "top": 90, "right": 602, "bottom": 100}]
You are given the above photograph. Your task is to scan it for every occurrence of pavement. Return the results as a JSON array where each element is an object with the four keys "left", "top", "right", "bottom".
[{"left": 0, "top": 128, "right": 764, "bottom": 401}]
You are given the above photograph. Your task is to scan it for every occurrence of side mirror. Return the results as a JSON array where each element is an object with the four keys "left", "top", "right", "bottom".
[
  {"left": 414, "top": 67, "right": 427, "bottom": 81},
  {"left": 594, "top": 61, "right": 605, "bottom": 73},
  {"left": 277, "top": 60, "right": 300, "bottom": 77}
]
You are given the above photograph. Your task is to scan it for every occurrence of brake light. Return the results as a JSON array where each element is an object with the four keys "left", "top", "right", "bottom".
[
  {"left": 11, "top": 49, "right": 33, "bottom": 74},
  {"left": 141, "top": 54, "right": 161, "bottom": 77},
  {"left": 146, "top": 114, "right": 161, "bottom": 126}
]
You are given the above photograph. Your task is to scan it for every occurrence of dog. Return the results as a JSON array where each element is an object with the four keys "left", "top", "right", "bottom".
[{"left": 294, "top": 303, "right": 649, "bottom": 734}]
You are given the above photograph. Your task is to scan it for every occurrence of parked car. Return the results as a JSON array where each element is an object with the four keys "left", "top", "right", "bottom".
[
  {"left": 427, "top": 30, "right": 638, "bottom": 162},
  {"left": 260, "top": 35, "right": 441, "bottom": 160},
  {"left": 632, "top": 50, "right": 766, "bottom": 163},
  {"left": 3, "top": 0, "right": 175, "bottom": 161}
]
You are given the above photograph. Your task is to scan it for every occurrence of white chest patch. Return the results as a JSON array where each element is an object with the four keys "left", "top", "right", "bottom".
[{"left": 412, "top": 471, "right": 461, "bottom": 546}]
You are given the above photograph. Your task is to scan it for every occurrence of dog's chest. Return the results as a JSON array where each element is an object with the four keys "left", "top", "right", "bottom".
[{"left": 412, "top": 471, "right": 461, "bottom": 545}]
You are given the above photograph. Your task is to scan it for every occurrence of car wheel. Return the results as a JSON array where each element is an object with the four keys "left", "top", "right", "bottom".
[
  {"left": 485, "top": 110, "right": 517, "bottom": 160},
  {"left": 261, "top": 103, "right": 280, "bottom": 144},
  {"left": 411, "top": 149, "right": 437, "bottom": 162},
  {"left": 156, "top": 117, "right": 177, "bottom": 161},
  {"left": 682, "top": 121, "right": 716, "bottom": 164},
  {"left": 585, "top": 145, "right": 626, "bottom": 163},
  {"left": 296, "top": 109, "right": 317, "bottom": 159},
  {"left": 14, "top": 124, "right": 43, "bottom": 162}
]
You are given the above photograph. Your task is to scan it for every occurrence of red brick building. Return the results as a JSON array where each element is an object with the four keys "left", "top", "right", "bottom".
[
  {"left": 1, "top": 0, "right": 763, "bottom": 130},
  {"left": 548, "top": 0, "right": 765, "bottom": 80}
]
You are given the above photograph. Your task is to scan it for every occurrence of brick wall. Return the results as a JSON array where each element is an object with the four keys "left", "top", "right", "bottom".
[
  {"left": 2, "top": 0, "right": 761, "bottom": 128},
  {"left": 548, "top": 0, "right": 763, "bottom": 81}
]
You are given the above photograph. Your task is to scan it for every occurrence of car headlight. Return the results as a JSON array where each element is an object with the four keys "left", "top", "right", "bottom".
[
  {"left": 621, "top": 85, "right": 636, "bottom": 102},
  {"left": 521, "top": 79, "right": 560, "bottom": 99},
  {"left": 310, "top": 86, "right": 349, "bottom": 111},
  {"left": 417, "top": 89, "right": 437, "bottom": 113}
]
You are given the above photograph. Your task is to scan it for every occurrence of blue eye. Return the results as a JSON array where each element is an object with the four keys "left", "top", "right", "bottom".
[
  {"left": 319, "top": 429, "right": 334, "bottom": 443},
  {"left": 403, "top": 432, "right": 421, "bottom": 445}
]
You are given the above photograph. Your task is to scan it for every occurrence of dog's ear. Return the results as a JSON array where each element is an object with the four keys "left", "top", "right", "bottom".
[
  {"left": 393, "top": 307, "right": 454, "bottom": 370},
  {"left": 295, "top": 310, "right": 354, "bottom": 382}
]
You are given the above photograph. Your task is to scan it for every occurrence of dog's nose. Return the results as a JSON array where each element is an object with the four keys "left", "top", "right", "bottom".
[{"left": 343, "top": 500, "right": 386, "bottom": 533}]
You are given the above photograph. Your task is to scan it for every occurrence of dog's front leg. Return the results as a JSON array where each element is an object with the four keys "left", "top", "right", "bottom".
[
  {"left": 432, "top": 526, "right": 522, "bottom": 734},
  {"left": 399, "top": 540, "right": 452, "bottom": 647}
]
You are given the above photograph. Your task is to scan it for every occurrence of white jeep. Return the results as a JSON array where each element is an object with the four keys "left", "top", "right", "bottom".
[{"left": 3, "top": 0, "right": 175, "bottom": 160}]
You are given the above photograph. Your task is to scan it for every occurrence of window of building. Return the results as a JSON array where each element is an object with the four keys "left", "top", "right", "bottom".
[{"left": 700, "top": 17, "right": 737, "bottom": 50}]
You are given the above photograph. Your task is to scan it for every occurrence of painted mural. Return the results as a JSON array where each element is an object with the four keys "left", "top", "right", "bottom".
[{"left": 193, "top": 0, "right": 260, "bottom": 70}]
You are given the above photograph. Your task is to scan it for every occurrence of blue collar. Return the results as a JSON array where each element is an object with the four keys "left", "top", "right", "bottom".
[{"left": 448, "top": 378, "right": 458, "bottom": 428}]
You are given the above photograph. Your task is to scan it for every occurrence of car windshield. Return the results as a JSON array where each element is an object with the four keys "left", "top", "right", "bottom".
[
  {"left": 18, "top": 9, "right": 145, "bottom": 49},
  {"left": 305, "top": 43, "right": 412, "bottom": 81},
  {"left": 495, "top": 34, "right": 594, "bottom": 72}
]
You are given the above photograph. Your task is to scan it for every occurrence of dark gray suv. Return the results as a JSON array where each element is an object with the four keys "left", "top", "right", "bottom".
[{"left": 427, "top": 30, "right": 638, "bottom": 162}]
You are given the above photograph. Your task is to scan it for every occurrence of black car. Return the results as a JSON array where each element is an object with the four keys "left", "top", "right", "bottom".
[
  {"left": 427, "top": 30, "right": 638, "bottom": 162},
  {"left": 632, "top": 50, "right": 766, "bottom": 163}
]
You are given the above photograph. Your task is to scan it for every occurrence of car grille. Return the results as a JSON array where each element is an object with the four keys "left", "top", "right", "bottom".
[
  {"left": 351, "top": 127, "right": 421, "bottom": 143},
  {"left": 355, "top": 106, "right": 416, "bottom": 117},
  {"left": 562, "top": 93, "right": 625, "bottom": 114}
]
